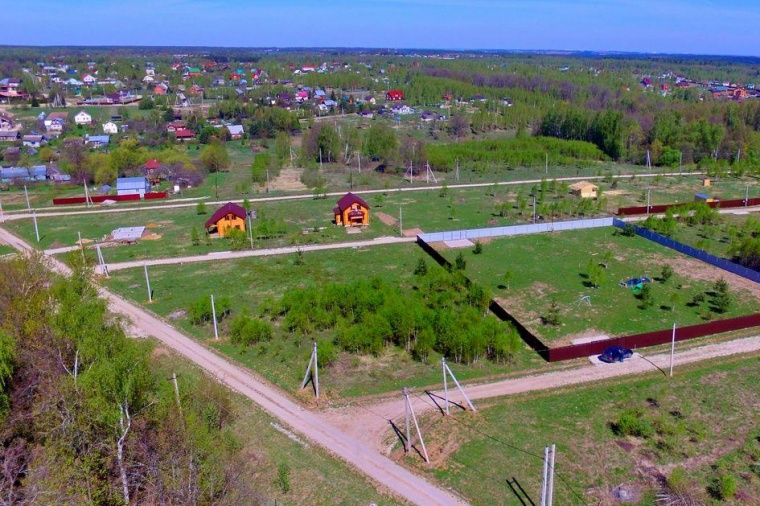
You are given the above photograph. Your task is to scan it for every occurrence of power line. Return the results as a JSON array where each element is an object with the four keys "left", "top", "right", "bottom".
[{"left": 410, "top": 392, "right": 590, "bottom": 506}]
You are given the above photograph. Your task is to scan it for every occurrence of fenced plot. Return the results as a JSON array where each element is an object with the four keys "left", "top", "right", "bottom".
[{"left": 435, "top": 227, "right": 760, "bottom": 344}]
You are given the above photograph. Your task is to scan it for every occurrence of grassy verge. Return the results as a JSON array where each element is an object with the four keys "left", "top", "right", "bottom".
[
  {"left": 152, "top": 345, "right": 406, "bottom": 505},
  {"left": 405, "top": 353, "right": 760, "bottom": 505}
]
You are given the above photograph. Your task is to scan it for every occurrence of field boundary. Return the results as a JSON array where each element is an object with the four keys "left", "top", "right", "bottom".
[
  {"left": 53, "top": 192, "right": 168, "bottom": 205},
  {"left": 611, "top": 218, "right": 760, "bottom": 284},
  {"left": 417, "top": 219, "right": 760, "bottom": 362},
  {"left": 616, "top": 197, "right": 760, "bottom": 216}
]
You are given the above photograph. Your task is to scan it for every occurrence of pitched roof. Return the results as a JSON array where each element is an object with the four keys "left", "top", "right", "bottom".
[
  {"left": 204, "top": 202, "right": 248, "bottom": 228},
  {"left": 144, "top": 158, "right": 160, "bottom": 170},
  {"left": 334, "top": 192, "right": 370, "bottom": 214}
]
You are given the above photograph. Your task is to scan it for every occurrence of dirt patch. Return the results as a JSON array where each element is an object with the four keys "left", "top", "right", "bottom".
[
  {"left": 146, "top": 223, "right": 160, "bottom": 229},
  {"left": 142, "top": 233, "right": 162, "bottom": 241},
  {"left": 268, "top": 168, "right": 308, "bottom": 192},
  {"left": 403, "top": 227, "right": 424, "bottom": 237},
  {"left": 167, "top": 309, "right": 187, "bottom": 320},
  {"left": 48, "top": 240, "right": 66, "bottom": 249},
  {"left": 663, "top": 254, "right": 760, "bottom": 299},
  {"left": 375, "top": 212, "right": 398, "bottom": 226},
  {"left": 151, "top": 346, "right": 172, "bottom": 359}
]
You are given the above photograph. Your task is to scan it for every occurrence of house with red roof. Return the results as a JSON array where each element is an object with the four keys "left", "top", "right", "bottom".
[
  {"left": 174, "top": 129, "right": 195, "bottom": 142},
  {"left": 386, "top": 90, "right": 404, "bottom": 101},
  {"left": 333, "top": 192, "right": 370, "bottom": 227},
  {"left": 204, "top": 202, "right": 247, "bottom": 237}
]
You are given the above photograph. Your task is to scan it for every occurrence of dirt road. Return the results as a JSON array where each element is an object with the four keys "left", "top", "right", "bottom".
[
  {"left": 324, "top": 335, "right": 760, "bottom": 454},
  {"left": 99, "top": 235, "right": 417, "bottom": 273}
]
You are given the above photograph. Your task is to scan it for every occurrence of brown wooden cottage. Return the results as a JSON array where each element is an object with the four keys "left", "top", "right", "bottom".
[
  {"left": 204, "top": 202, "right": 247, "bottom": 237},
  {"left": 333, "top": 192, "right": 370, "bottom": 227}
]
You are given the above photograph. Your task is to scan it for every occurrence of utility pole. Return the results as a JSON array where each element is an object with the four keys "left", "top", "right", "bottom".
[
  {"left": 171, "top": 372, "right": 182, "bottom": 416},
  {"left": 24, "top": 185, "right": 31, "bottom": 211},
  {"left": 402, "top": 387, "right": 430, "bottom": 463},
  {"left": 532, "top": 195, "right": 536, "bottom": 224},
  {"left": 545, "top": 152, "right": 548, "bottom": 175},
  {"left": 0, "top": 199, "right": 5, "bottom": 223},
  {"left": 646, "top": 187, "right": 652, "bottom": 215},
  {"left": 211, "top": 294, "right": 219, "bottom": 341},
  {"left": 745, "top": 184, "right": 749, "bottom": 207},
  {"left": 669, "top": 322, "right": 676, "bottom": 377},
  {"left": 399, "top": 206, "right": 403, "bottom": 237},
  {"left": 144, "top": 264, "right": 152, "bottom": 302},
  {"left": 300, "top": 342, "right": 319, "bottom": 398},
  {"left": 247, "top": 212, "right": 254, "bottom": 249},
  {"left": 357, "top": 151, "right": 361, "bottom": 172},
  {"left": 540, "top": 444, "right": 556, "bottom": 506},
  {"left": 32, "top": 212, "right": 40, "bottom": 242},
  {"left": 441, "top": 358, "right": 476, "bottom": 415}
]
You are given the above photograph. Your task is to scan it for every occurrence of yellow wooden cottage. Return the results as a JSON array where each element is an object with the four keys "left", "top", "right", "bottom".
[
  {"left": 205, "top": 202, "right": 247, "bottom": 237},
  {"left": 569, "top": 181, "right": 598, "bottom": 199},
  {"left": 333, "top": 193, "right": 370, "bottom": 227}
]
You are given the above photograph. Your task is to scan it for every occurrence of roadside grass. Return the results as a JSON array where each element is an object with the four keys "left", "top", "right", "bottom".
[
  {"left": 0, "top": 244, "right": 17, "bottom": 256},
  {"left": 103, "top": 243, "right": 545, "bottom": 398},
  {"left": 440, "top": 227, "right": 760, "bottom": 342},
  {"left": 152, "top": 346, "right": 405, "bottom": 506},
  {"left": 407, "top": 353, "right": 760, "bottom": 506}
]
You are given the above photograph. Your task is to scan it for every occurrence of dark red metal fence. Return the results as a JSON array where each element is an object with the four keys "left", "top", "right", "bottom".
[
  {"left": 53, "top": 192, "right": 167, "bottom": 205},
  {"left": 547, "top": 313, "right": 760, "bottom": 361},
  {"left": 617, "top": 197, "right": 760, "bottom": 216}
]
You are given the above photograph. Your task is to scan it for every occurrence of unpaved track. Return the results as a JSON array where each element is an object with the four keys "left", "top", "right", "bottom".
[
  {"left": 325, "top": 335, "right": 760, "bottom": 454},
  {"left": 0, "top": 226, "right": 468, "bottom": 506}
]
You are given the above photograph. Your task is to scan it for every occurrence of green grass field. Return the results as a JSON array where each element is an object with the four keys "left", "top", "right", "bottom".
[
  {"left": 440, "top": 227, "right": 760, "bottom": 342},
  {"left": 408, "top": 354, "right": 760, "bottom": 505},
  {"left": 104, "top": 243, "right": 547, "bottom": 397}
]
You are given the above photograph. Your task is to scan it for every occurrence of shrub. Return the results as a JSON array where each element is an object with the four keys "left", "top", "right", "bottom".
[
  {"left": 229, "top": 314, "right": 273, "bottom": 346},
  {"left": 196, "top": 201, "right": 207, "bottom": 215},
  {"left": 709, "top": 474, "right": 737, "bottom": 500},
  {"left": 316, "top": 340, "right": 337, "bottom": 367},
  {"left": 473, "top": 241, "right": 483, "bottom": 255},
  {"left": 454, "top": 252, "right": 467, "bottom": 271},
  {"left": 277, "top": 462, "right": 290, "bottom": 493},
  {"left": 189, "top": 295, "right": 231, "bottom": 325},
  {"left": 614, "top": 409, "right": 654, "bottom": 438}
]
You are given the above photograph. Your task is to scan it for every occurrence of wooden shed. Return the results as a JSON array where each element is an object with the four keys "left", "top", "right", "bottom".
[
  {"left": 333, "top": 193, "right": 370, "bottom": 227},
  {"left": 569, "top": 181, "right": 598, "bottom": 199},
  {"left": 205, "top": 202, "right": 247, "bottom": 237}
]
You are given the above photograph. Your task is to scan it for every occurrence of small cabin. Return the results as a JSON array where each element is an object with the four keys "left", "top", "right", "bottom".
[
  {"left": 569, "top": 181, "right": 598, "bottom": 199},
  {"left": 204, "top": 202, "right": 247, "bottom": 237},
  {"left": 333, "top": 193, "right": 370, "bottom": 227},
  {"left": 694, "top": 193, "right": 717, "bottom": 203}
]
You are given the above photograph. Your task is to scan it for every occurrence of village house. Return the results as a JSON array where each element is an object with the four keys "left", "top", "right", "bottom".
[
  {"left": 102, "top": 121, "right": 118, "bottom": 134},
  {"left": 174, "top": 129, "right": 196, "bottom": 142},
  {"left": 116, "top": 177, "right": 151, "bottom": 197},
  {"left": 85, "top": 135, "right": 110, "bottom": 148},
  {"left": 227, "top": 125, "right": 244, "bottom": 140},
  {"left": 74, "top": 111, "right": 92, "bottom": 125},
  {"left": 333, "top": 192, "right": 370, "bottom": 227},
  {"left": 386, "top": 90, "right": 404, "bottom": 101},
  {"left": 0, "top": 113, "right": 13, "bottom": 130},
  {"left": 22, "top": 135, "right": 44, "bottom": 148},
  {"left": 204, "top": 202, "right": 247, "bottom": 237},
  {"left": 569, "top": 181, "right": 598, "bottom": 199},
  {"left": 0, "top": 131, "right": 19, "bottom": 142}
]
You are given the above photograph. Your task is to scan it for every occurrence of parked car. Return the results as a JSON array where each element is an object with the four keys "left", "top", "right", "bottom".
[{"left": 598, "top": 346, "right": 633, "bottom": 363}]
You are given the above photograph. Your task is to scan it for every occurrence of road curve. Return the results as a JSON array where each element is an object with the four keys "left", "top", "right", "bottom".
[{"left": 0, "top": 226, "right": 468, "bottom": 506}]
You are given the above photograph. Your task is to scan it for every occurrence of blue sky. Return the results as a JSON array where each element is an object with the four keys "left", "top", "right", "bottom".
[{"left": 1, "top": 0, "right": 758, "bottom": 56}]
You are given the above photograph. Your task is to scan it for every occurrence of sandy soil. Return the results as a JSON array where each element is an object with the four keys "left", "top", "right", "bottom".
[
  {"left": 269, "top": 167, "right": 307, "bottom": 191},
  {"left": 375, "top": 211, "right": 398, "bottom": 226}
]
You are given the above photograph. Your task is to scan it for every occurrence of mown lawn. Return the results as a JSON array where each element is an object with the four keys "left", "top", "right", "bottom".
[
  {"left": 440, "top": 227, "right": 760, "bottom": 342},
  {"left": 408, "top": 354, "right": 760, "bottom": 505}
]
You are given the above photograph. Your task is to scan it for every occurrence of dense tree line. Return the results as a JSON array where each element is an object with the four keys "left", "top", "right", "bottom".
[{"left": 0, "top": 254, "right": 258, "bottom": 505}]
